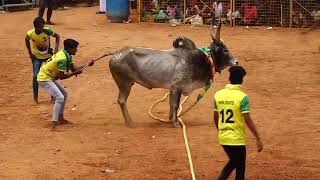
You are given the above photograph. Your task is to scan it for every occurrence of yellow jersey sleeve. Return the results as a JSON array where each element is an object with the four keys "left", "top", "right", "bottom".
[
  {"left": 43, "top": 27, "right": 55, "bottom": 36},
  {"left": 240, "top": 96, "right": 250, "bottom": 113},
  {"left": 213, "top": 98, "right": 218, "bottom": 111},
  {"left": 26, "top": 29, "right": 33, "bottom": 40}
]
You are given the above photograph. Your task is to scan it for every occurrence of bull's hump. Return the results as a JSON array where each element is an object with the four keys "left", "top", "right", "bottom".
[{"left": 133, "top": 47, "right": 174, "bottom": 53}]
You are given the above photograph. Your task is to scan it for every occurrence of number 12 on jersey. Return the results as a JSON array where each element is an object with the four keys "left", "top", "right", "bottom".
[{"left": 220, "top": 109, "right": 234, "bottom": 123}]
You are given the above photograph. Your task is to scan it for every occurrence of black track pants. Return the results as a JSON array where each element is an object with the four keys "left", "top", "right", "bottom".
[{"left": 218, "top": 145, "right": 246, "bottom": 180}]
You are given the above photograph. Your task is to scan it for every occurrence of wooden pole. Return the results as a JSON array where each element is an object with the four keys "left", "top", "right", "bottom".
[
  {"left": 289, "top": 0, "right": 293, "bottom": 28},
  {"left": 138, "top": 0, "right": 141, "bottom": 22},
  {"left": 229, "top": 0, "right": 233, "bottom": 26},
  {"left": 280, "top": 1, "right": 283, "bottom": 27},
  {"left": 232, "top": 0, "right": 235, "bottom": 26},
  {"left": 184, "top": 0, "right": 186, "bottom": 21}
]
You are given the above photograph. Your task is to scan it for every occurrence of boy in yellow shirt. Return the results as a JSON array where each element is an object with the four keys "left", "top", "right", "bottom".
[
  {"left": 25, "top": 17, "right": 60, "bottom": 103},
  {"left": 38, "top": 39, "right": 94, "bottom": 129},
  {"left": 213, "top": 66, "right": 263, "bottom": 180}
]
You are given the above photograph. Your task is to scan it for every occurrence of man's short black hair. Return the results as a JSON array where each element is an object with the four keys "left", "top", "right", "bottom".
[
  {"left": 229, "top": 66, "right": 247, "bottom": 84},
  {"left": 33, "top": 17, "right": 45, "bottom": 28},
  {"left": 64, "top": 39, "right": 79, "bottom": 49}
]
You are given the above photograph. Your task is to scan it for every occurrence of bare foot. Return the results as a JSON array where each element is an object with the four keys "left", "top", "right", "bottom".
[
  {"left": 46, "top": 21, "right": 55, "bottom": 25},
  {"left": 51, "top": 121, "right": 59, "bottom": 130},
  {"left": 50, "top": 96, "right": 55, "bottom": 104}
]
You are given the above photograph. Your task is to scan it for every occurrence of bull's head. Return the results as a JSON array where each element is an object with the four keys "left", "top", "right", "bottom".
[{"left": 209, "top": 18, "right": 238, "bottom": 73}]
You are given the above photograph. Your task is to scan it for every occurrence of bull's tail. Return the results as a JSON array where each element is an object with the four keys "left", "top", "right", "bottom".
[
  {"left": 93, "top": 52, "right": 114, "bottom": 62},
  {"left": 82, "top": 52, "right": 114, "bottom": 70}
]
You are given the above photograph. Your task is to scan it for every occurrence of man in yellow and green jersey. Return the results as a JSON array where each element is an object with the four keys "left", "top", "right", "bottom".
[
  {"left": 37, "top": 39, "right": 94, "bottom": 129},
  {"left": 25, "top": 17, "right": 60, "bottom": 103},
  {"left": 37, "top": 49, "right": 73, "bottom": 82},
  {"left": 213, "top": 66, "right": 263, "bottom": 180}
]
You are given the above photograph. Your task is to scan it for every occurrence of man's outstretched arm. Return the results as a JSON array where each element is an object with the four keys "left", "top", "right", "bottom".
[{"left": 244, "top": 113, "right": 263, "bottom": 152}]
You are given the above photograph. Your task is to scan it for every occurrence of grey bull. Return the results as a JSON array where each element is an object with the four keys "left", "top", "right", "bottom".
[{"left": 108, "top": 19, "right": 238, "bottom": 128}]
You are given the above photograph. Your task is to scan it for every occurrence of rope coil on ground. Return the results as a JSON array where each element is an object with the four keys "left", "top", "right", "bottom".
[
  {"left": 148, "top": 93, "right": 200, "bottom": 180},
  {"left": 148, "top": 93, "right": 197, "bottom": 122}
]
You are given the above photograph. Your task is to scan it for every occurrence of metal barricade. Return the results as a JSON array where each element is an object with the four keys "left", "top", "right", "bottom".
[
  {"left": 1, "top": 0, "right": 35, "bottom": 12},
  {"left": 137, "top": 0, "right": 319, "bottom": 28}
]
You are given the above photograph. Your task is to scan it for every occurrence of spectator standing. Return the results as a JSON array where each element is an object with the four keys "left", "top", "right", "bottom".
[
  {"left": 96, "top": 0, "right": 106, "bottom": 14},
  {"left": 25, "top": 17, "right": 60, "bottom": 103},
  {"left": 38, "top": 0, "right": 55, "bottom": 25}
]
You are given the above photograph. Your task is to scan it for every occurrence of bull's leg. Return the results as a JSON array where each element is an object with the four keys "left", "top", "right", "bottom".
[
  {"left": 170, "top": 89, "right": 183, "bottom": 128},
  {"left": 117, "top": 83, "right": 133, "bottom": 127},
  {"left": 110, "top": 65, "right": 134, "bottom": 127}
]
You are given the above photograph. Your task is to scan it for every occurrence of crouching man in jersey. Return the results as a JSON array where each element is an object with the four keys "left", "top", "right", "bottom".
[
  {"left": 37, "top": 39, "right": 94, "bottom": 129},
  {"left": 213, "top": 66, "right": 263, "bottom": 180}
]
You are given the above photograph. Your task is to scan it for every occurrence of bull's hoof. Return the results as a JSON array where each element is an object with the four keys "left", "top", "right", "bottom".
[
  {"left": 173, "top": 121, "right": 182, "bottom": 128},
  {"left": 125, "top": 122, "right": 133, "bottom": 128}
]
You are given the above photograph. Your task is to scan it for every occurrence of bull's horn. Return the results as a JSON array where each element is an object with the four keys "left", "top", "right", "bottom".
[{"left": 210, "top": 18, "right": 221, "bottom": 44}]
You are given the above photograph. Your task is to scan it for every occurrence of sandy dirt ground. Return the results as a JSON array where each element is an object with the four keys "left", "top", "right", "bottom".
[{"left": 0, "top": 5, "right": 319, "bottom": 180}]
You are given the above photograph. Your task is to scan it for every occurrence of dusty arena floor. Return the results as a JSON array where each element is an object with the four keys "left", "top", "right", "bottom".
[{"left": 0, "top": 5, "right": 319, "bottom": 180}]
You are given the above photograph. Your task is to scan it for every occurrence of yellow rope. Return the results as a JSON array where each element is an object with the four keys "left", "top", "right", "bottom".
[
  {"left": 148, "top": 93, "right": 170, "bottom": 122},
  {"left": 148, "top": 93, "right": 197, "bottom": 180},
  {"left": 148, "top": 93, "right": 197, "bottom": 122},
  {"left": 178, "top": 117, "right": 196, "bottom": 180}
]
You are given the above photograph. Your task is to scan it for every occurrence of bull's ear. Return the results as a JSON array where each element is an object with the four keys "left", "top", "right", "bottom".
[{"left": 210, "top": 18, "right": 221, "bottom": 44}]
